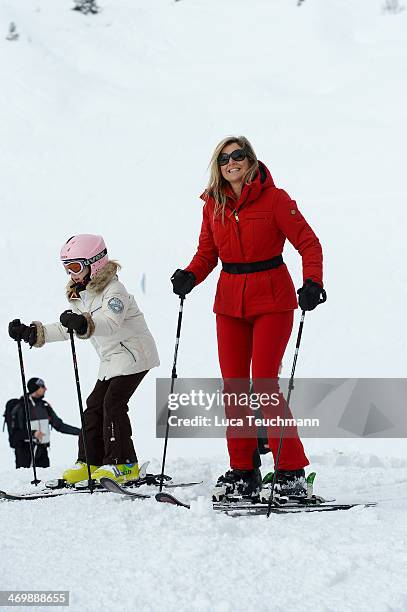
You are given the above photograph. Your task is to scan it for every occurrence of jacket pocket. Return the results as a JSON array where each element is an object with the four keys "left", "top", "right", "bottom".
[
  {"left": 120, "top": 342, "right": 137, "bottom": 364},
  {"left": 241, "top": 213, "right": 274, "bottom": 259},
  {"left": 212, "top": 215, "right": 232, "bottom": 256}
]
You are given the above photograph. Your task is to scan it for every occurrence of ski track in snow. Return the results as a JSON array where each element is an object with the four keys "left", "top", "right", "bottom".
[{"left": 1, "top": 452, "right": 407, "bottom": 612}]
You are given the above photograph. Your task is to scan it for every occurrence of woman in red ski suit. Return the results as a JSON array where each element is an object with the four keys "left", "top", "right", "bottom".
[{"left": 171, "top": 136, "right": 325, "bottom": 498}]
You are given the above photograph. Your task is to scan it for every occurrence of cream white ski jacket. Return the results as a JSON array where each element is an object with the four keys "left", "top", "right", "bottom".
[{"left": 32, "top": 261, "right": 160, "bottom": 380}]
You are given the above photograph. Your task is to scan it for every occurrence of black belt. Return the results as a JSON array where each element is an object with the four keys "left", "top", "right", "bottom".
[{"left": 222, "top": 255, "right": 284, "bottom": 274}]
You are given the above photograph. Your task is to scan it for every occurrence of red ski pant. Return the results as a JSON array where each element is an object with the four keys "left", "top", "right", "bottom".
[{"left": 216, "top": 311, "right": 309, "bottom": 471}]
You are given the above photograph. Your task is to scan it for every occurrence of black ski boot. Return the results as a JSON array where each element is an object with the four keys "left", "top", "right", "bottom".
[
  {"left": 212, "top": 468, "right": 262, "bottom": 501},
  {"left": 260, "top": 469, "right": 307, "bottom": 502},
  {"left": 275, "top": 469, "right": 307, "bottom": 497}
]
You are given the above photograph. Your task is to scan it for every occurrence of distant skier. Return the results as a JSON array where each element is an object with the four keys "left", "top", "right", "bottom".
[
  {"left": 171, "top": 136, "right": 325, "bottom": 498},
  {"left": 4, "top": 378, "right": 80, "bottom": 469},
  {"left": 8, "top": 235, "right": 159, "bottom": 485}
]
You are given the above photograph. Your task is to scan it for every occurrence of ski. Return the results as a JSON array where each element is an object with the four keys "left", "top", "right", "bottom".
[
  {"left": 153, "top": 491, "right": 377, "bottom": 515},
  {"left": 99, "top": 477, "right": 202, "bottom": 498},
  {"left": 0, "top": 480, "right": 154, "bottom": 502},
  {"left": 213, "top": 486, "right": 377, "bottom": 515},
  {"left": 155, "top": 492, "right": 190, "bottom": 508},
  {"left": 0, "top": 474, "right": 202, "bottom": 502},
  {"left": 164, "top": 480, "right": 203, "bottom": 489},
  {"left": 213, "top": 500, "right": 377, "bottom": 516},
  {"left": 0, "top": 486, "right": 105, "bottom": 501},
  {"left": 99, "top": 478, "right": 151, "bottom": 498},
  {"left": 0, "top": 462, "right": 153, "bottom": 500}
]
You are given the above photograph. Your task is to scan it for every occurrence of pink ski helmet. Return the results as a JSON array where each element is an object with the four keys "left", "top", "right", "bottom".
[{"left": 60, "top": 234, "right": 108, "bottom": 278}]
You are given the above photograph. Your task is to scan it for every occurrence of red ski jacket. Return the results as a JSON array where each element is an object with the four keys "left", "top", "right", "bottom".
[{"left": 185, "top": 162, "right": 323, "bottom": 318}]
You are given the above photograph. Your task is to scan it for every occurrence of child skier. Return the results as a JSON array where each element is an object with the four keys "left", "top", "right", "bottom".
[{"left": 8, "top": 234, "right": 160, "bottom": 485}]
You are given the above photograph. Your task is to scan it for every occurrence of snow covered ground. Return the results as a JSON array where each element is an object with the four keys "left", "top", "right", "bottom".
[
  {"left": 0, "top": 0, "right": 406, "bottom": 610},
  {"left": 1, "top": 451, "right": 407, "bottom": 612}
]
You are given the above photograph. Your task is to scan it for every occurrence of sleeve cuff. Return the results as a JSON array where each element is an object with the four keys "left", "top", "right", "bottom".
[
  {"left": 31, "top": 321, "right": 45, "bottom": 348},
  {"left": 75, "top": 313, "right": 95, "bottom": 339}
]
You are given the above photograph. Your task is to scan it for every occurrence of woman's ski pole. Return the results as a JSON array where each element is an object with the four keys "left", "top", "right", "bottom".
[
  {"left": 68, "top": 328, "right": 94, "bottom": 492},
  {"left": 159, "top": 297, "right": 185, "bottom": 492},
  {"left": 267, "top": 310, "right": 306, "bottom": 518},
  {"left": 15, "top": 325, "right": 40, "bottom": 486}
]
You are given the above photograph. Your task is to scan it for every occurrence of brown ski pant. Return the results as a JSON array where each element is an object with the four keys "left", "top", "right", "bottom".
[{"left": 78, "top": 371, "right": 148, "bottom": 465}]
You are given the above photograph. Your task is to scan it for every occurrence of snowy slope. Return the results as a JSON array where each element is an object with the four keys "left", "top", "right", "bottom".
[
  {"left": 0, "top": 1, "right": 406, "bottom": 610},
  {"left": 1, "top": 452, "right": 407, "bottom": 612},
  {"left": 0, "top": 0, "right": 406, "bottom": 465}
]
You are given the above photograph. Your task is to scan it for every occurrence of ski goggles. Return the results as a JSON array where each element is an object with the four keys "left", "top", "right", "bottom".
[
  {"left": 217, "top": 148, "right": 247, "bottom": 166},
  {"left": 62, "top": 259, "right": 88, "bottom": 275},
  {"left": 62, "top": 248, "right": 107, "bottom": 275}
]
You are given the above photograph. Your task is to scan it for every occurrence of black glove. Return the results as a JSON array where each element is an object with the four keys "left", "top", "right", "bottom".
[
  {"left": 297, "top": 279, "right": 327, "bottom": 311},
  {"left": 171, "top": 269, "right": 196, "bottom": 297},
  {"left": 60, "top": 311, "right": 87, "bottom": 335},
  {"left": 8, "top": 319, "right": 37, "bottom": 346}
]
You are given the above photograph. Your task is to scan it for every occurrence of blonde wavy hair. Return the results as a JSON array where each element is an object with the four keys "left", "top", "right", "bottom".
[{"left": 205, "top": 136, "right": 259, "bottom": 220}]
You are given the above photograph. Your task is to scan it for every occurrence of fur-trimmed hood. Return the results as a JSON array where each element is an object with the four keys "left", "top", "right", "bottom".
[
  {"left": 66, "top": 261, "right": 121, "bottom": 300},
  {"left": 33, "top": 258, "right": 160, "bottom": 378}
]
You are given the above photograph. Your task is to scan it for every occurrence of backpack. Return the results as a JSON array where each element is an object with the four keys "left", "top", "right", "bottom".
[{"left": 3, "top": 398, "right": 21, "bottom": 448}]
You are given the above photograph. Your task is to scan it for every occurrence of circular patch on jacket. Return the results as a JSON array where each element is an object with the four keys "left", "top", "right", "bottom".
[
  {"left": 108, "top": 297, "right": 124, "bottom": 314},
  {"left": 290, "top": 209, "right": 296, "bottom": 215}
]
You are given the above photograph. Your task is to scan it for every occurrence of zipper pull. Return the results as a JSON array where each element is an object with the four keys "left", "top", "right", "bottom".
[
  {"left": 110, "top": 422, "right": 115, "bottom": 442},
  {"left": 233, "top": 209, "right": 239, "bottom": 223}
]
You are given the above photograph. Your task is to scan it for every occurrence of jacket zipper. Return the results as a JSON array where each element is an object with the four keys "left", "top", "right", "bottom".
[
  {"left": 229, "top": 209, "right": 245, "bottom": 260},
  {"left": 120, "top": 342, "right": 137, "bottom": 364}
]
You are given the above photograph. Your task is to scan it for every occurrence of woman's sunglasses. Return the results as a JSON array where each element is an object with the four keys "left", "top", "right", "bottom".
[{"left": 218, "top": 148, "right": 247, "bottom": 166}]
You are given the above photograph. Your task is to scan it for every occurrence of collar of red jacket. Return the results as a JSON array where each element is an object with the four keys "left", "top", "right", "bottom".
[{"left": 200, "top": 161, "right": 275, "bottom": 208}]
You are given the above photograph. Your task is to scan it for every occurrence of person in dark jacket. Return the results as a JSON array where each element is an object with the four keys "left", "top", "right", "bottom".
[{"left": 10, "top": 377, "right": 80, "bottom": 469}]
